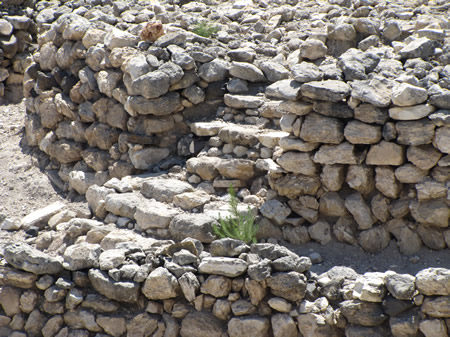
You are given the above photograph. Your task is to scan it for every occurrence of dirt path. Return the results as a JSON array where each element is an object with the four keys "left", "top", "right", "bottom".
[{"left": 0, "top": 100, "right": 67, "bottom": 222}]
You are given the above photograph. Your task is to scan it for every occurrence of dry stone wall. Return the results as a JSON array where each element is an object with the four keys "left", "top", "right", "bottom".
[
  {"left": 1, "top": 233, "right": 450, "bottom": 337},
  {"left": 0, "top": 0, "right": 449, "bottom": 336},
  {"left": 17, "top": 0, "right": 449, "bottom": 255}
]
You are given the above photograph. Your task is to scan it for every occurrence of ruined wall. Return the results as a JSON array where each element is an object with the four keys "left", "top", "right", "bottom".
[
  {"left": 1, "top": 234, "right": 450, "bottom": 337},
  {"left": 20, "top": 1, "right": 449, "bottom": 256}
]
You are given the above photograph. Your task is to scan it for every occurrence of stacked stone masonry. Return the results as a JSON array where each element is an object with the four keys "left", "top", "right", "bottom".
[
  {"left": 0, "top": 0, "right": 449, "bottom": 336},
  {"left": 1, "top": 237, "right": 450, "bottom": 337}
]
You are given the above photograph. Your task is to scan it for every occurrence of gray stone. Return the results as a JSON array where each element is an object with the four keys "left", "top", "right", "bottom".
[
  {"left": 419, "top": 319, "right": 448, "bottom": 337},
  {"left": 200, "top": 275, "right": 231, "bottom": 297},
  {"left": 421, "top": 296, "right": 450, "bottom": 318},
  {"left": 210, "top": 239, "right": 249, "bottom": 257},
  {"left": 320, "top": 164, "right": 345, "bottom": 191},
  {"left": 277, "top": 151, "right": 317, "bottom": 176},
  {"left": 198, "top": 59, "right": 230, "bottom": 82},
  {"left": 301, "top": 80, "right": 351, "bottom": 102},
  {"left": 313, "top": 101, "right": 353, "bottom": 118},
  {"left": 309, "top": 221, "right": 332, "bottom": 245},
  {"left": 141, "top": 178, "right": 194, "bottom": 203},
  {"left": 267, "top": 272, "right": 306, "bottom": 302},
  {"left": 228, "top": 316, "right": 270, "bottom": 337},
  {"left": 399, "top": 37, "right": 435, "bottom": 59},
  {"left": 125, "top": 92, "right": 182, "bottom": 116},
  {"left": 386, "top": 273, "right": 416, "bottom": 300},
  {"left": 390, "top": 310, "right": 420, "bottom": 337},
  {"left": 131, "top": 71, "right": 170, "bottom": 99},
  {"left": 340, "top": 300, "right": 387, "bottom": 326},
  {"left": 375, "top": 166, "right": 401, "bottom": 198},
  {"left": 391, "top": 83, "right": 428, "bottom": 107},
  {"left": 270, "top": 174, "right": 321, "bottom": 198},
  {"left": 345, "top": 193, "right": 376, "bottom": 230},
  {"left": 186, "top": 156, "right": 221, "bottom": 181},
  {"left": 396, "top": 120, "right": 435, "bottom": 146},
  {"left": 292, "top": 62, "right": 324, "bottom": 82},
  {"left": 266, "top": 80, "right": 301, "bottom": 100},
  {"left": 434, "top": 127, "right": 450, "bottom": 154},
  {"left": 230, "top": 61, "right": 266, "bottom": 82},
  {"left": 181, "top": 312, "right": 224, "bottom": 337},
  {"left": 313, "top": 142, "right": 359, "bottom": 165},
  {"left": 216, "top": 159, "right": 255, "bottom": 181},
  {"left": 279, "top": 100, "right": 313, "bottom": 116},
  {"left": 258, "top": 61, "right": 289, "bottom": 82},
  {"left": 359, "top": 226, "right": 391, "bottom": 253},
  {"left": 416, "top": 179, "right": 447, "bottom": 201},
  {"left": 319, "top": 192, "right": 347, "bottom": 217},
  {"left": 105, "top": 193, "right": 140, "bottom": 219},
  {"left": 88, "top": 269, "right": 139, "bottom": 303},
  {"left": 366, "top": 141, "right": 404, "bottom": 166},
  {"left": 104, "top": 28, "right": 139, "bottom": 49},
  {"left": 198, "top": 257, "right": 247, "bottom": 277},
  {"left": 219, "top": 125, "right": 259, "bottom": 146},
  {"left": 300, "top": 39, "right": 328, "bottom": 60},
  {"left": 410, "top": 199, "right": 448, "bottom": 228},
  {"left": 179, "top": 272, "right": 200, "bottom": 302},
  {"left": 169, "top": 214, "right": 216, "bottom": 243},
  {"left": 407, "top": 145, "right": 442, "bottom": 170},
  {"left": 63, "top": 242, "right": 101, "bottom": 271},
  {"left": 300, "top": 113, "right": 344, "bottom": 144},
  {"left": 297, "top": 313, "right": 338, "bottom": 337},
  {"left": 351, "top": 77, "right": 392, "bottom": 107},
  {"left": 3, "top": 243, "right": 63, "bottom": 275},
  {"left": 344, "top": 121, "right": 381, "bottom": 144},
  {"left": 354, "top": 104, "right": 389, "bottom": 124},
  {"left": 395, "top": 164, "right": 428, "bottom": 183},
  {"left": 346, "top": 165, "right": 374, "bottom": 195},
  {"left": 142, "top": 267, "right": 179, "bottom": 300},
  {"left": 271, "top": 313, "right": 297, "bottom": 337},
  {"left": 224, "top": 94, "right": 264, "bottom": 109},
  {"left": 338, "top": 48, "right": 380, "bottom": 81}
]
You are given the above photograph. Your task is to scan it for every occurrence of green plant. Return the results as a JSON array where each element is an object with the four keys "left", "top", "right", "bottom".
[
  {"left": 192, "top": 21, "right": 220, "bottom": 38},
  {"left": 212, "top": 185, "right": 258, "bottom": 244}
]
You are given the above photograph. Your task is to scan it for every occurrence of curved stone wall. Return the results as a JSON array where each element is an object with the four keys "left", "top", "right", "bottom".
[{"left": 19, "top": 0, "right": 449, "bottom": 255}]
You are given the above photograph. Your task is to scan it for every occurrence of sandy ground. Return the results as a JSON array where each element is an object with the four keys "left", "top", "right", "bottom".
[{"left": 0, "top": 94, "right": 448, "bottom": 276}]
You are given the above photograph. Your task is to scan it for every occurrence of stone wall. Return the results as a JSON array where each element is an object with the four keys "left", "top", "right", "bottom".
[
  {"left": 0, "top": 0, "right": 450, "bottom": 336},
  {"left": 1, "top": 235, "right": 450, "bottom": 337},
  {"left": 18, "top": 0, "right": 449, "bottom": 256},
  {"left": 0, "top": 1, "right": 36, "bottom": 101}
]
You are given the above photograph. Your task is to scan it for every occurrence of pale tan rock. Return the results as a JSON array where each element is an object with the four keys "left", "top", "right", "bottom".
[
  {"left": 366, "top": 141, "right": 404, "bottom": 166},
  {"left": 228, "top": 316, "right": 270, "bottom": 337},
  {"left": 395, "top": 164, "right": 428, "bottom": 183},
  {"left": 346, "top": 165, "right": 374, "bottom": 195},
  {"left": 140, "top": 22, "right": 164, "bottom": 42},
  {"left": 419, "top": 319, "right": 448, "bottom": 337},
  {"left": 277, "top": 151, "right": 318, "bottom": 176},
  {"left": 319, "top": 192, "right": 347, "bottom": 217},
  {"left": 320, "top": 164, "right": 345, "bottom": 191},
  {"left": 142, "top": 267, "right": 180, "bottom": 300},
  {"left": 358, "top": 226, "right": 390, "bottom": 253},
  {"left": 375, "top": 166, "right": 402, "bottom": 198},
  {"left": 407, "top": 145, "right": 442, "bottom": 170}
]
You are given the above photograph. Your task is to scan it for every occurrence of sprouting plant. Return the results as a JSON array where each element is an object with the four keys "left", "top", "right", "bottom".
[
  {"left": 192, "top": 21, "right": 220, "bottom": 38},
  {"left": 212, "top": 185, "right": 258, "bottom": 245}
]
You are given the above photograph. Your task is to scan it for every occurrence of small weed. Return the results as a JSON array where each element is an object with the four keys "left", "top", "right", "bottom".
[
  {"left": 212, "top": 185, "right": 258, "bottom": 245},
  {"left": 192, "top": 21, "right": 220, "bottom": 38}
]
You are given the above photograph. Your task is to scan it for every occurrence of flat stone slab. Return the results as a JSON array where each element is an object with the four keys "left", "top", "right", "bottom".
[
  {"left": 3, "top": 243, "right": 63, "bottom": 275},
  {"left": 190, "top": 121, "right": 228, "bottom": 136},
  {"left": 198, "top": 257, "right": 248, "bottom": 277},
  {"left": 21, "top": 202, "right": 66, "bottom": 230}
]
